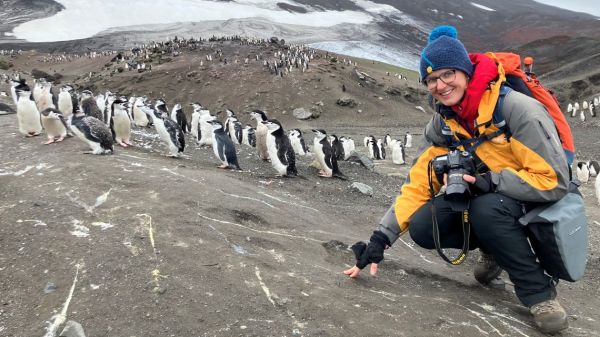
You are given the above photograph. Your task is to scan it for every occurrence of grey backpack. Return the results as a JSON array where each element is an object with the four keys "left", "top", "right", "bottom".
[{"left": 519, "top": 181, "right": 588, "bottom": 282}]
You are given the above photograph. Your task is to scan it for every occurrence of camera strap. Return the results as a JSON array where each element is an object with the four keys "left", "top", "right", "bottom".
[{"left": 428, "top": 161, "right": 471, "bottom": 265}]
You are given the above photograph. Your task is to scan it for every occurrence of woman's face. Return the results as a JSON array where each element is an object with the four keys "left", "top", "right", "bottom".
[{"left": 424, "top": 68, "right": 469, "bottom": 106}]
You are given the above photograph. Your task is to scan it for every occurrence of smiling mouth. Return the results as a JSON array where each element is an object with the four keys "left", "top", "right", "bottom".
[{"left": 439, "top": 88, "right": 453, "bottom": 97}]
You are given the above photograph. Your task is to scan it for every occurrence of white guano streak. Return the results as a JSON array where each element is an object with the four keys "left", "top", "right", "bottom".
[{"left": 42, "top": 264, "right": 80, "bottom": 337}]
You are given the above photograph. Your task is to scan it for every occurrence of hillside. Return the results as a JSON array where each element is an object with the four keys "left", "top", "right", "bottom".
[{"left": 1, "top": 38, "right": 600, "bottom": 336}]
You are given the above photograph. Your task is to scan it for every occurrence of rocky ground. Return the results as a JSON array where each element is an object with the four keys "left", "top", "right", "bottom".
[{"left": 1, "top": 42, "right": 600, "bottom": 337}]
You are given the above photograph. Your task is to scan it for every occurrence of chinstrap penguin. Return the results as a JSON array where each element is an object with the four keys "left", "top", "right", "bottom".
[
  {"left": 149, "top": 103, "right": 185, "bottom": 157},
  {"left": 250, "top": 109, "right": 270, "bottom": 161},
  {"left": 263, "top": 119, "right": 297, "bottom": 176},
  {"left": 576, "top": 162, "right": 590, "bottom": 183},
  {"left": 288, "top": 129, "right": 308, "bottom": 155},
  {"left": 16, "top": 85, "right": 43, "bottom": 137},
  {"left": 312, "top": 129, "right": 344, "bottom": 178},
  {"left": 110, "top": 99, "right": 133, "bottom": 147},
  {"left": 40, "top": 107, "right": 69, "bottom": 144},
  {"left": 70, "top": 107, "right": 114, "bottom": 154},
  {"left": 80, "top": 90, "right": 105, "bottom": 122},
  {"left": 207, "top": 120, "right": 241, "bottom": 170}
]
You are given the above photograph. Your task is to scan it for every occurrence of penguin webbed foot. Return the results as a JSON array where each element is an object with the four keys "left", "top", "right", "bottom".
[
  {"left": 43, "top": 138, "right": 55, "bottom": 145},
  {"left": 217, "top": 164, "right": 229, "bottom": 169}
]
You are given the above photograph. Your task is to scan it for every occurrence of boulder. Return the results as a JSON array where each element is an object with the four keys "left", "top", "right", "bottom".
[
  {"left": 346, "top": 151, "right": 374, "bottom": 171},
  {"left": 336, "top": 97, "right": 357, "bottom": 108},
  {"left": 293, "top": 107, "right": 312, "bottom": 120},
  {"left": 350, "top": 182, "right": 373, "bottom": 196}
]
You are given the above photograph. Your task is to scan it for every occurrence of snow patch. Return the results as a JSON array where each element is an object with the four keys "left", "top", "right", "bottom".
[
  {"left": 470, "top": 2, "right": 496, "bottom": 11},
  {"left": 12, "top": 0, "right": 373, "bottom": 42}
]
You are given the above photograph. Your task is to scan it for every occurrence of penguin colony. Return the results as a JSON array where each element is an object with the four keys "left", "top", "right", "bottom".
[
  {"left": 7, "top": 74, "right": 416, "bottom": 178},
  {"left": 567, "top": 97, "right": 600, "bottom": 121},
  {"left": 10, "top": 35, "right": 594, "bottom": 184}
]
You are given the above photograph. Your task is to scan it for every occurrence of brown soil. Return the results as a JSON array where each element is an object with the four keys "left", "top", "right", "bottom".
[{"left": 1, "top": 41, "right": 599, "bottom": 337}]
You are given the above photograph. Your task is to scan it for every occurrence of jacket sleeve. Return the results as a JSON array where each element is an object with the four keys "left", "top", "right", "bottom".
[
  {"left": 492, "top": 91, "right": 569, "bottom": 202},
  {"left": 392, "top": 115, "right": 449, "bottom": 233}
]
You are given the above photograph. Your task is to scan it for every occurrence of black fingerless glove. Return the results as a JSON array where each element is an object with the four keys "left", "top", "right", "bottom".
[
  {"left": 351, "top": 230, "right": 391, "bottom": 269},
  {"left": 472, "top": 172, "right": 496, "bottom": 194}
]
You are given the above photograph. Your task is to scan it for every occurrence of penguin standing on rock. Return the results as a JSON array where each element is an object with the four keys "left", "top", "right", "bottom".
[
  {"left": 40, "top": 107, "right": 69, "bottom": 144},
  {"left": 263, "top": 119, "right": 297, "bottom": 176},
  {"left": 149, "top": 105, "right": 185, "bottom": 157},
  {"left": 70, "top": 107, "right": 114, "bottom": 154},
  {"left": 207, "top": 120, "right": 241, "bottom": 170},
  {"left": 16, "top": 84, "right": 43, "bottom": 137},
  {"left": 110, "top": 99, "right": 133, "bottom": 147},
  {"left": 312, "top": 129, "right": 344, "bottom": 178},
  {"left": 80, "top": 90, "right": 105, "bottom": 122},
  {"left": 250, "top": 109, "right": 270, "bottom": 161}
]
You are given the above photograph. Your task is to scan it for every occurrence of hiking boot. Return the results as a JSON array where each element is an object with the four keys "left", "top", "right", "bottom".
[
  {"left": 474, "top": 252, "right": 502, "bottom": 285},
  {"left": 530, "top": 299, "right": 568, "bottom": 334}
]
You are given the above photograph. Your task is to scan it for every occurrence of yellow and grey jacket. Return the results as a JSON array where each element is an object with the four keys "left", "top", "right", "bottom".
[{"left": 378, "top": 78, "right": 569, "bottom": 243}]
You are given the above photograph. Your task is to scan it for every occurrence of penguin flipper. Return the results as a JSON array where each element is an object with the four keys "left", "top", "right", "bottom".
[
  {"left": 109, "top": 115, "right": 116, "bottom": 141},
  {"left": 164, "top": 119, "right": 183, "bottom": 150},
  {"left": 223, "top": 138, "right": 239, "bottom": 168},
  {"left": 234, "top": 123, "right": 243, "bottom": 144}
]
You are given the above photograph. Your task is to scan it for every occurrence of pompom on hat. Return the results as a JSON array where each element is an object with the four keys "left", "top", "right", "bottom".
[{"left": 419, "top": 25, "right": 474, "bottom": 80}]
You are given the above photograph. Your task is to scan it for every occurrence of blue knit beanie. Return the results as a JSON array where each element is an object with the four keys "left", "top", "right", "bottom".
[{"left": 419, "top": 25, "right": 473, "bottom": 80}]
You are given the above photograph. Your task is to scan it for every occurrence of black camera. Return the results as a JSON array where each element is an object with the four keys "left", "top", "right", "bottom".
[{"left": 431, "top": 150, "right": 476, "bottom": 211}]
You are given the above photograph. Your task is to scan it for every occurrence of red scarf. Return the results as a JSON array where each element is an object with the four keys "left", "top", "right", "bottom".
[{"left": 451, "top": 53, "right": 499, "bottom": 135}]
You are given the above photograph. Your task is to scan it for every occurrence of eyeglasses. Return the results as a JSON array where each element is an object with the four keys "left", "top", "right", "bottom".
[{"left": 423, "top": 70, "right": 456, "bottom": 89}]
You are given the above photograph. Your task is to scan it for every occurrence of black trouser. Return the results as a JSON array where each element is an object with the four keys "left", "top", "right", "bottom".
[{"left": 408, "top": 193, "right": 554, "bottom": 307}]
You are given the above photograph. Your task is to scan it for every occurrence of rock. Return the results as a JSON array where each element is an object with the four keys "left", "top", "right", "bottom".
[
  {"left": 315, "top": 101, "right": 324, "bottom": 106},
  {"left": 346, "top": 151, "right": 374, "bottom": 171},
  {"left": 350, "top": 182, "right": 373, "bottom": 196},
  {"left": 0, "top": 103, "right": 15, "bottom": 115},
  {"left": 59, "top": 320, "right": 86, "bottom": 337},
  {"left": 336, "top": 97, "right": 357, "bottom": 108},
  {"left": 293, "top": 107, "right": 312, "bottom": 120},
  {"left": 354, "top": 70, "right": 365, "bottom": 80},
  {"left": 309, "top": 106, "right": 322, "bottom": 119},
  {"left": 186, "top": 71, "right": 198, "bottom": 78},
  {"left": 321, "top": 240, "right": 348, "bottom": 251},
  {"left": 44, "top": 282, "right": 57, "bottom": 294},
  {"left": 31, "top": 68, "right": 51, "bottom": 79}
]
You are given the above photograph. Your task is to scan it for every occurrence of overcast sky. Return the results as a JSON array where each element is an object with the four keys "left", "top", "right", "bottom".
[{"left": 534, "top": 0, "right": 599, "bottom": 17}]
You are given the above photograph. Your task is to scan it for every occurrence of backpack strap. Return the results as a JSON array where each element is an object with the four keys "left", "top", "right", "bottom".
[
  {"left": 491, "top": 84, "right": 512, "bottom": 140},
  {"left": 437, "top": 84, "right": 512, "bottom": 152}
]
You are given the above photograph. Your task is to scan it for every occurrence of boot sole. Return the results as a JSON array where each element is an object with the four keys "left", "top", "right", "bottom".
[{"left": 537, "top": 318, "right": 569, "bottom": 334}]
